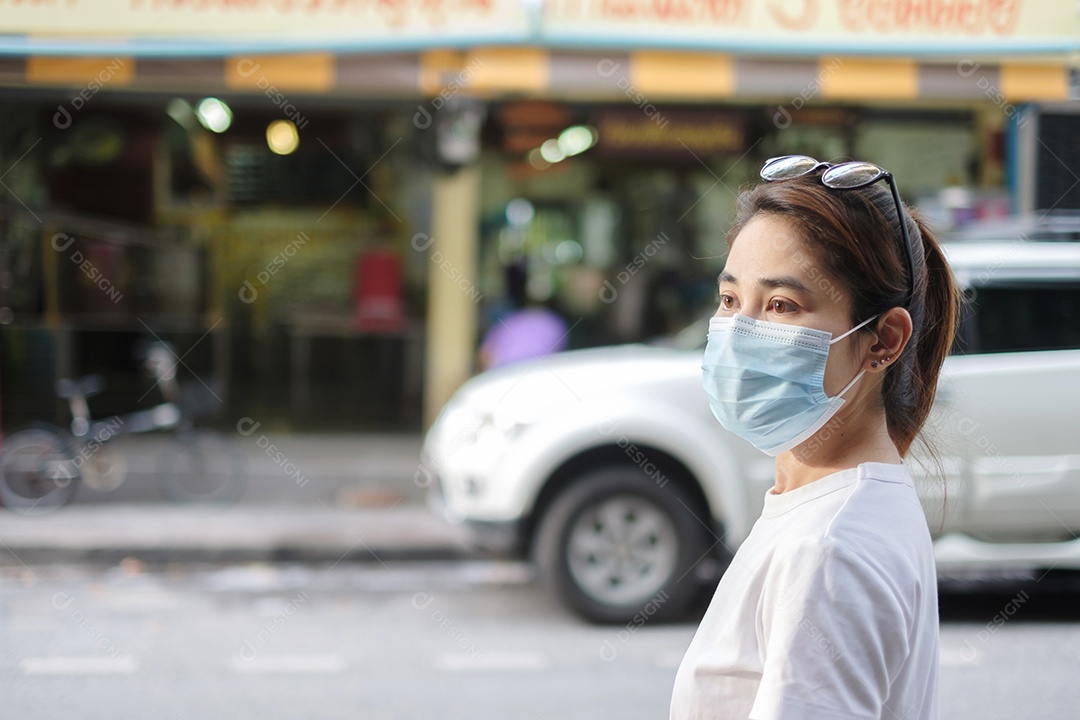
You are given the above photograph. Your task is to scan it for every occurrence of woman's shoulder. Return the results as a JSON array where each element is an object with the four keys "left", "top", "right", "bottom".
[
  {"left": 834, "top": 462, "right": 929, "bottom": 540},
  {"left": 770, "top": 469, "right": 931, "bottom": 577},
  {"left": 767, "top": 527, "right": 926, "bottom": 609}
]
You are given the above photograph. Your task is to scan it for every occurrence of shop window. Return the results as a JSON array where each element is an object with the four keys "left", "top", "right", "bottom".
[
  {"left": 854, "top": 113, "right": 976, "bottom": 196},
  {"left": 49, "top": 116, "right": 156, "bottom": 224},
  {"left": 224, "top": 142, "right": 360, "bottom": 207}
]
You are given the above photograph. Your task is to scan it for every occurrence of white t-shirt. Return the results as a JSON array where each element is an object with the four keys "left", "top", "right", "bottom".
[{"left": 670, "top": 462, "right": 938, "bottom": 720}]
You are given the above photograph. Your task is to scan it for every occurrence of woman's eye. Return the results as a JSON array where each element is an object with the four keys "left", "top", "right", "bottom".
[
  {"left": 718, "top": 294, "right": 736, "bottom": 310},
  {"left": 770, "top": 299, "right": 795, "bottom": 314}
]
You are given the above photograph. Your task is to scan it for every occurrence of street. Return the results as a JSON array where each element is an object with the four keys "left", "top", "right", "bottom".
[
  {"left": 2, "top": 3, "right": 1078, "bottom": 720},
  {"left": 2, "top": 560, "right": 1079, "bottom": 720}
]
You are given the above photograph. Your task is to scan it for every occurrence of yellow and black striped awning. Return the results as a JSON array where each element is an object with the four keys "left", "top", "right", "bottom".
[{"left": 0, "top": 50, "right": 1072, "bottom": 103}]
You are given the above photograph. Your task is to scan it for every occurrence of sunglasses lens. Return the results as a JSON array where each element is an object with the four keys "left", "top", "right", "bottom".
[
  {"left": 822, "top": 162, "right": 885, "bottom": 189},
  {"left": 761, "top": 155, "right": 821, "bottom": 181}
]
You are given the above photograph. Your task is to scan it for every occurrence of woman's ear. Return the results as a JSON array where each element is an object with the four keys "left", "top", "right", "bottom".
[{"left": 866, "top": 307, "right": 913, "bottom": 372}]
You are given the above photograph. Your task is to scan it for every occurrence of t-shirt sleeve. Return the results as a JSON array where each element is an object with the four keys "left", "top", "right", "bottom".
[{"left": 749, "top": 538, "right": 912, "bottom": 720}]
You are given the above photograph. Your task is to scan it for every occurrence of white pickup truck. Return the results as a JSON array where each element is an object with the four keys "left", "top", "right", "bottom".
[{"left": 422, "top": 241, "right": 1080, "bottom": 623}]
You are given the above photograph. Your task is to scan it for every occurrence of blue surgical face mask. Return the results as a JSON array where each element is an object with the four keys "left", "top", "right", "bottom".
[{"left": 701, "top": 313, "right": 879, "bottom": 456}]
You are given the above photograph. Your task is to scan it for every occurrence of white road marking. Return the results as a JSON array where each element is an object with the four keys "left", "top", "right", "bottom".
[
  {"left": 105, "top": 592, "right": 181, "bottom": 612},
  {"left": 203, "top": 561, "right": 534, "bottom": 594},
  {"left": 20, "top": 655, "right": 139, "bottom": 675},
  {"left": 229, "top": 654, "right": 346, "bottom": 674},
  {"left": 940, "top": 645, "right": 981, "bottom": 666},
  {"left": 435, "top": 652, "right": 549, "bottom": 671},
  {"left": 654, "top": 651, "right": 685, "bottom": 668}
]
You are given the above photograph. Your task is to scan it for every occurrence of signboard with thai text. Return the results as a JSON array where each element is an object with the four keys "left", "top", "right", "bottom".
[
  {"left": 0, "top": 0, "right": 528, "bottom": 46},
  {"left": 591, "top": 109, "right": 747, "bottom": 159},
  {"left": 0, "top": 0, "right": 1075, "bottom": 57},
  {"left": 544, "top": 0, "right": 1080, "bottom": 57}
]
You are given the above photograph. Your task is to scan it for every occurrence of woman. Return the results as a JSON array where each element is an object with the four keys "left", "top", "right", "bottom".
[{"left": 670, "top": 156, "right": 961, "bottom": 720}]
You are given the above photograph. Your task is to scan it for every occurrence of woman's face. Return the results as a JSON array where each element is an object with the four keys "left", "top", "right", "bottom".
[{"left": 716, "top": 214, "right": 871, "bottom": 396}]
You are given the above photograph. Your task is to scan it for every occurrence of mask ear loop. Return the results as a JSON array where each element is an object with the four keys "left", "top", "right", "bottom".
[
  {"left": 844, "top": 314, "right": 903, "bottom": 369},
  {"left": 828, "top": 313, "right": 880, "bottom": 345},
  {"left": 826, "top": 314, "right": 880, "bottom": 400},
  {"left": 832, "top": 368, "right": 866, "bottom": 400}
]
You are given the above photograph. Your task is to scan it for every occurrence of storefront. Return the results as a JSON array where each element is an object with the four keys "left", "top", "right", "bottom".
[
  {"left": 0, "top": 0, "right": 1075, "bottom": 432},
  {"left": 471, "top": 97, "right": 1015, "bottom": 359},
  {"left": 0, "top": 90, "right": 437, "bottom": 431}
]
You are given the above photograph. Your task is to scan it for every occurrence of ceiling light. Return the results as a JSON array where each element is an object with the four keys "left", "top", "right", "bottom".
[
  {"left": 527, "top": 148, "right": 550, "bottom": 170},
  {"left": 195, "top": 98, "right": 232, "bottom": 133},
  {"left": 557, "top": 125, "right": 597, "bottom": 157},
  {"left": 506, "top": 198, "right": 535, "bottom": 226},
  {"left": 539, "top": 139, "right": 565, "bottom": 164},
  {"left": 266, "top": 119, "right": 300, "bottom": 155}
]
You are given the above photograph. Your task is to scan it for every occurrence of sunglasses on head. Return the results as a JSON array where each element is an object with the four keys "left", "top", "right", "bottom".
[{"left": 760, "top": 154, "right": 915, "bottom": 307}]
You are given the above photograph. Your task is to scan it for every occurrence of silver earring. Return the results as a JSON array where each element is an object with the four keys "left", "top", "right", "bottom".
[{"left": 871, "top": 360, "right": 879, "bottom": 368}]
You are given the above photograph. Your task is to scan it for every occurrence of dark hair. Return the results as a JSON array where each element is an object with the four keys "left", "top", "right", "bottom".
[{"left": 726, "top": 172, "right": 962, "bottom": 457}]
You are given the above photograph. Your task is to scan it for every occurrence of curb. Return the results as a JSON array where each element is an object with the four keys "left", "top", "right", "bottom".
[
  {"left": 0, "top": 504, "right": 476, "bottom": 566},
  {"left": 0, "top": 544, "right": 475, "bottom": 567}
]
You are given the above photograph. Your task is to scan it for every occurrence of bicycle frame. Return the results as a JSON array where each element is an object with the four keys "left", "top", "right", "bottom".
[
  {"left": 0, "top": 342, "right": 243, "bottom": 510},
  {"left": 67, "top": 341, "right": 184, "bottom": 441},
  {"left": 75, "top": 403, "right": 182, "bottom": 441}
]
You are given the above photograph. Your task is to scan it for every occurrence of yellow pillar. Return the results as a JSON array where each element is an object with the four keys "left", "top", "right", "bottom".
[
  {"left": 424, "top": 166, "right": 481, "bottom": 428},
  {"left": 42, "top": 225, "right": 61, "bottom": 328}
]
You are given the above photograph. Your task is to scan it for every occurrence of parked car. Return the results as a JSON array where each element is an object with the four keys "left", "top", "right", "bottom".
[
  {"left": 421, "top": 241, "right": 1080, "bottom": 623},
  {"left": 947, "top": 209, "right": 1080, "bottom": 244}
]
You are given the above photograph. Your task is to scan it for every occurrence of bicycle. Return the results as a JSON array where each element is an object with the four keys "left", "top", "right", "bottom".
[{"left": 0, "top": 342, "right": 245, "bottom": 512}]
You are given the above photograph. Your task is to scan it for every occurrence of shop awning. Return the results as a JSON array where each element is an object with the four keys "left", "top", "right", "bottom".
[
  {"left": 0, "top": 50, "right": 1072, "bottom": 103},
  {"left": 0, "top": 0, "right": 1075, "bottom": 101}
]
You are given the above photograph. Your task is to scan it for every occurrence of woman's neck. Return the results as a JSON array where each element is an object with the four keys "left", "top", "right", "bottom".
[{"left": 773, "top": 403, "right": 902, "bottom": 494}]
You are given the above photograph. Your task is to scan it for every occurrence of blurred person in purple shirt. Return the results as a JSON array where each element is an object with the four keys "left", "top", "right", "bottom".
[
  {"left": 478, "top": 262, "right": 570, "bottom": 370},
  {"left": 478, "top": 303, "right": 569, "bottom": 371}
]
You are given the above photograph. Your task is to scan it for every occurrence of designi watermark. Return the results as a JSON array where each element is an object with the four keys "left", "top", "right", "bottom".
[
  {"left": 600, "top": 231, "right": 669, "bottom": 303},
  {"left": 957, "top": 60, "right": 1030, "bottom": 127},
  {"left": 235, "top": 59, "right": 310, "bottom": 130},
  {"left": 237, "top": 417, "right": 309, "bottom": 487},
  {"left": 958, "top": 589, "right": 1030, "bottom": 663},
  {"left": 599, "top": 590, "right": 669, "bottom": 662},
  {"left": 412, "top": 591, "right": 481, "bottom": 659},
  {"left": 411, "top": 233, "right": 482, "bottom": 303},
  {"left": 237, "top": 590, "right": 310, "bottom": 662},
  {"left": 53, "top": 58, "right": 126, "bottom": 130},
  {"left": 239, "top": 232, "right": 308, "bottom": 304},
  {"left": 51, "top": 591, "right": 127, "bottom": 660},
  {"left": 597, "top": 59, "right": 669, "bottom": 129},
  {"left": 51, "top": 233, "right": 123, "bottom": 304},
  {"left": 414, "top": 56, "right": 485, "bottom": 130},
  {"left": 773, "top": 58, "right": 844, "bottom": 129}
]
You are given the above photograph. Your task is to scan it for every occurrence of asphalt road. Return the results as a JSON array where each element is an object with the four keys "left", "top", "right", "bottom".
[{"left": 2, "top": 561, "right": 1078, "bottom": 720}]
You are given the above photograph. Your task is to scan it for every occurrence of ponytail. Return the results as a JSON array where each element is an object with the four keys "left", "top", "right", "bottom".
[{"left": 885, "top": 212, "right": 963, "bottom": 456}]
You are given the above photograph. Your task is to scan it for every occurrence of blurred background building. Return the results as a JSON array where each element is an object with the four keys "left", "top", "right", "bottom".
[{"left": 0, "top": 0, "right": 1077, "bottom": 433}]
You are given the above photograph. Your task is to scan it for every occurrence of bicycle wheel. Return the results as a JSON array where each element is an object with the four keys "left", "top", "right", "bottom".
[
  {"left": 0, "top": 428, "right": 80, "bottom": 511},
  {"left": 158, "top": 430, "right": 246, "bottom": 504}
]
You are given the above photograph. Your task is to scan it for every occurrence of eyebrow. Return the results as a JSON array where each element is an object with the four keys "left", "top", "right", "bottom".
[{"left": 718, "top": 272, "right": 813, "bottom": 295}]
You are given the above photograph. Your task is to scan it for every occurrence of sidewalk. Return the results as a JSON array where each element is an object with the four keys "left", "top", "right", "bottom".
[{"left": 0, "top": 433, "right": 475, "bottom": 566}]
